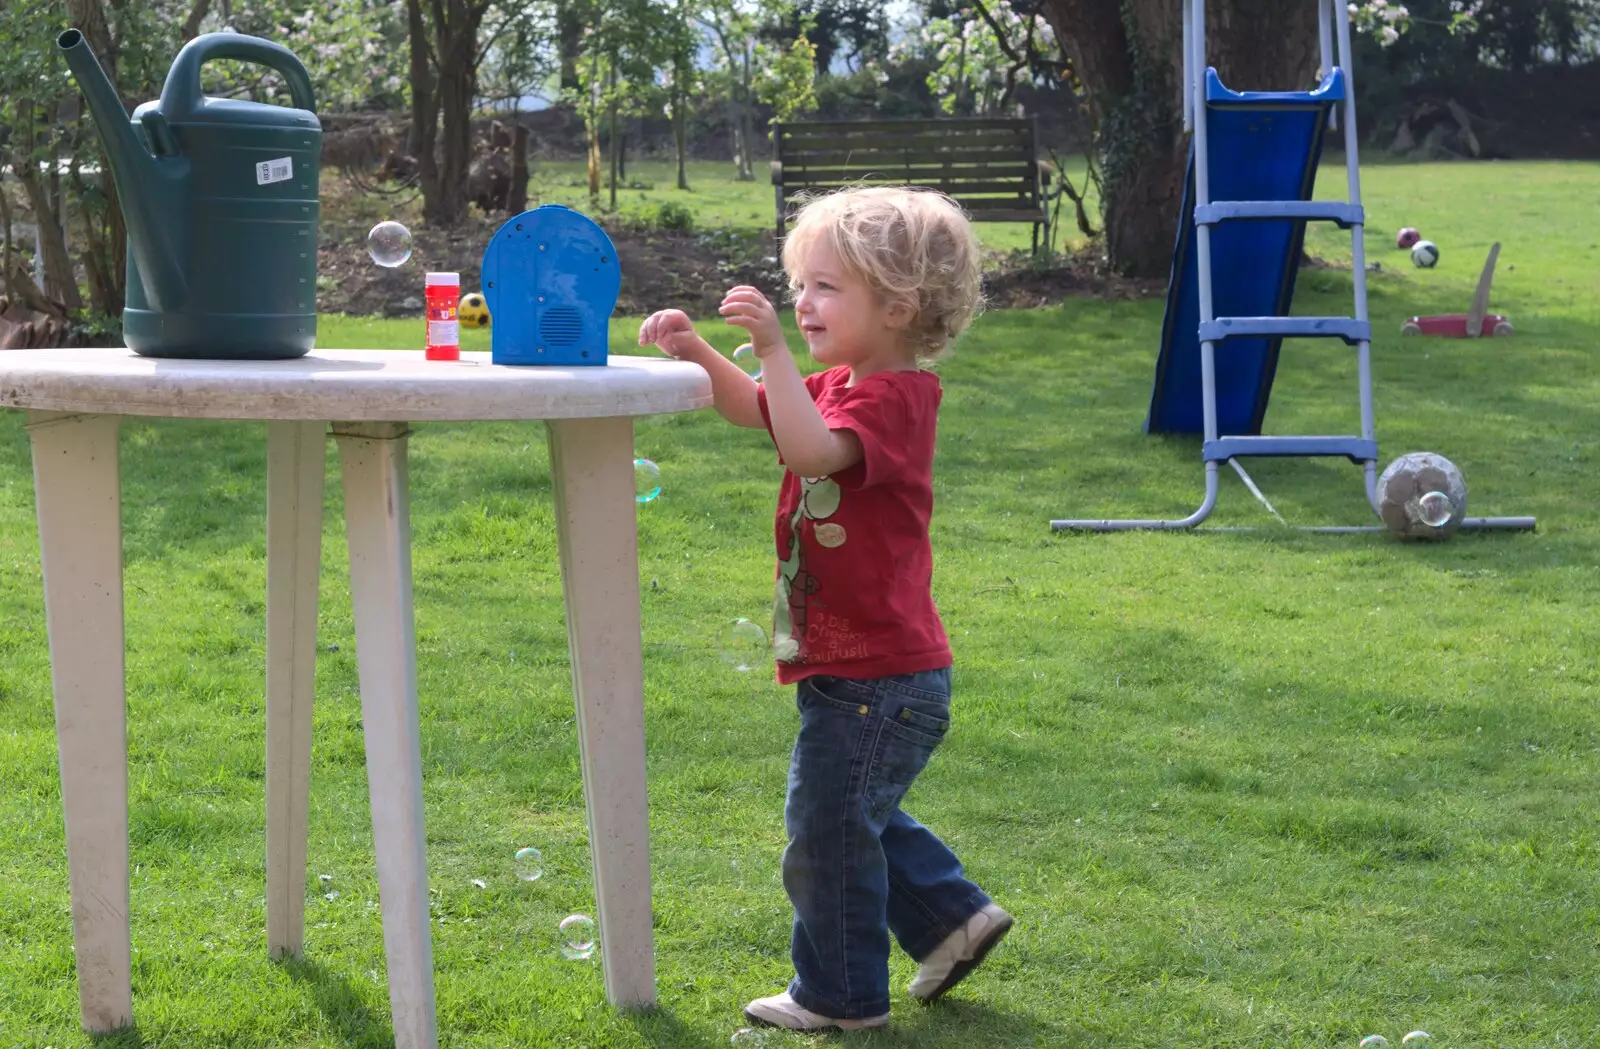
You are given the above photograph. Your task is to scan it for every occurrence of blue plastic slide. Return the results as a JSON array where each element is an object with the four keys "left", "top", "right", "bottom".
[{"left": 1145, "top": 70, "right": 1345, "bottom": 436}]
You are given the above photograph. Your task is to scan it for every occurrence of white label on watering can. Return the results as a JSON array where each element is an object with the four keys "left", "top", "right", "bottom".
[{"left": 256, "top": 157, "right": 294, "bottom": 185}]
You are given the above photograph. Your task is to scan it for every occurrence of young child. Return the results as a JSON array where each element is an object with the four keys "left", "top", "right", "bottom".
[{"left": 638, "top": 186, "right": 1011, "bottom": 1032}]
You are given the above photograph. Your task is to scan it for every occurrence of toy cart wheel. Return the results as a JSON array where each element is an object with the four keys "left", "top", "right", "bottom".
[
  {"left": 1493, "top": 320, "right": 1514, "bottom": 336},
  {"left": 1400, "top": 320, "right": 1421, "bottom": 335}
]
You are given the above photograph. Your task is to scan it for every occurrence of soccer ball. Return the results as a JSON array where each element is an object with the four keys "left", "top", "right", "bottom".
[
  {"left": 1377, "top": 452, "right": 1468, "bottom": 540},
  {"left": 1410, "top": 240, "right": 1440, "bottom": 268},
  {"left": 458, "top": 292, "right": 491, "bottom": 328},
  {"left": 1396, "top": 227, "right": 1421, "bottom": 250}
]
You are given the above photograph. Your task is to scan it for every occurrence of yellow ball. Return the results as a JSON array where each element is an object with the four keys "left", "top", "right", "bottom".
[{"left": 458, "top": 292, "right": 491, "bottom": 328}]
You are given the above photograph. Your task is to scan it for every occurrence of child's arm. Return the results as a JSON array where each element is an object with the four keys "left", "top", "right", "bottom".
[
  {"left": 638, "top": 310, "right": 764, "bottom": 429},
  {"left": 720, "top": 287, "right": 863, "bottom": 478}
]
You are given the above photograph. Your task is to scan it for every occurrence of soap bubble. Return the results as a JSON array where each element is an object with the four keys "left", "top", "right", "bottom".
[
  {"left": 1401, "top": 1034, "right": 1432, "bottom": 1048},
  {"left": 1359, "top": 1037, "right": 1390, "bottom": 1049},
  {"left": 559, "top": 914, "right": 597, "bottom": 959},
  {"left": 719, "top": 618, "right": 769, "bottom": 672},
  {"left": 367, "top": 221, "right": 413, "bottom": 267},
  {"left": 635, "top": 459, "right": 661, "bottom": 503},
  {"left": 513, "top": 846, "right": 543, "bottom": 882},
  {"left": 732, "top": 343, "right": 762, "bottom": 380},
  {"left": 730, "top": 1029, "right": 771, "bottom": 1046},
  {"left": 1416, "top": 490, "right": 1453, "bottom": 528}
]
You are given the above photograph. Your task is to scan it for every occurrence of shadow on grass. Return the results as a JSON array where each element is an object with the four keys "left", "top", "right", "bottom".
[
  {"left": 622, "top": 1000, "right": 1063, "bottom": 1049},
  {"left": 623, "top": 1006, "right": 725, "bottom": 1048},
  {"left": 89, "top": 1027, "right": 146, "bottom": 1049},
  {"left": 282, "top": 957, "right": 395, "bottom": 1048},
  {"left": 841, "top": 1000, "right": 1066, "bottom": 1048}
]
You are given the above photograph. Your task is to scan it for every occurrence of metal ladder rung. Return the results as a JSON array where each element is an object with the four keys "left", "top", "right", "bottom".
[
  {"left": 1194, "top": 201, "right": 1363, "bottom": 228},
  {"left": 1204, "top": 436, "right": 1378, "bottom": 463},
  {"left": 1198, "top": 317, "right": 1371, "bottom": 345}
]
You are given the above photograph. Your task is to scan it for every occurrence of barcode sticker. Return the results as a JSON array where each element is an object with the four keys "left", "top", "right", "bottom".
[{"left": 256, "top": 157, "right": 294, "bottom": 185}]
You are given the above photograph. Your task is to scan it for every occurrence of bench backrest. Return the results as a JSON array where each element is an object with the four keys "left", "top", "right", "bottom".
[{"left": 771, "top": 117, "right": 1045, "bottom": 237}]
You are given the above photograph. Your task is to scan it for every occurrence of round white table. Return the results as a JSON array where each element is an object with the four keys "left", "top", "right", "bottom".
[{"left": 0, "top": 348, "right": 712, "bottom": 1048}]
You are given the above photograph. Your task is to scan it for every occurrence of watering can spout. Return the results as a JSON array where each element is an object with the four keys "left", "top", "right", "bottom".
[{"left": 58, "top": 28, "right": 188, "bottom": 310}]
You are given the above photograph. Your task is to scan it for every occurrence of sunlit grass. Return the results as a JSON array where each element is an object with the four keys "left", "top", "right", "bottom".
[{"left": 0, "top": 158, "right": 1596, "bottom": 1047}]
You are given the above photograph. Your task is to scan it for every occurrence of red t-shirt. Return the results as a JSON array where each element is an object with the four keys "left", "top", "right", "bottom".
[{"left": 756, "top": 365, "right": 951, "bottom": 684}]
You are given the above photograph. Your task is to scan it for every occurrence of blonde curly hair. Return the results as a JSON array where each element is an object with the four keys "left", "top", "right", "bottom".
[{"left": 781, "top": 185, "right": 984, "bottom": 360}]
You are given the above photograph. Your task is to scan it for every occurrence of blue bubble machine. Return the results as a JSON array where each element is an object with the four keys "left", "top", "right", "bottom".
[{"left": 482, "top": 205, "right": 620, "bottom": 366}]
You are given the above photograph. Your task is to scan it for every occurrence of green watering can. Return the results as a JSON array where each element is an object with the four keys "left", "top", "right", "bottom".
[{"left": 60, "top": 29, "right": 321, "bottom": 359}]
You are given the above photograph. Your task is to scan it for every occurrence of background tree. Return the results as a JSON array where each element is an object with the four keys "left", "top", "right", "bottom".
[
  {"left": 788, "top": 0, "right": 887, "bottom": 73},
  {"left": 662, "top": 0, "right": 701, "bottom": 190},
  {"left": 2, "top": 0, "right": 400, "bottom": 327},
  {"left": 1035, "top": 1, "right": 1320, "bottom": 277},
  {"left": 899, "top": 0, "right": 1057, "bottom": 116},
  {"left": 407, "top": 0, "right": 495, "bottom": 226},
  {"left": 476, "top": 2, "right": 560, "bottom": 113},
  {"left": 1030, "top": 0, "right": 1593, "bottom": 275},
  {"left": 697, "top": 0, "right": 796, "bottom": 181},
  {"left": 567, "top": 0, "right": 662, "bottom": 205},
  {"left": 754, "top": 17, "right": 821, "bottom": 123}
]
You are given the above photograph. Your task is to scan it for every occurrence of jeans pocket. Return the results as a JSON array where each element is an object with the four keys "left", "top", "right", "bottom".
[
  {"left": 799, "top": 674, "right": 875, "bottom": 717},
  {"left": 862, "top": 700, "right": 950, "bottom": 824}
]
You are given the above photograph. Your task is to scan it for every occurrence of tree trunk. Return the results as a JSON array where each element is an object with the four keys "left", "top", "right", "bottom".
[
  {"left": 409, "top": 0, "right": 486, "bottom": 227},
  {"left": 673, "top": 80, "right": 689, "bottom": 190},
  {"left": 558, "top": 1, "right": 585, "bottom": 93},
  {"left": 1039, "top": 0, "right": 1319, "bottom": 277},
  {"left": 738, "top": 50, "right": 757, "bottom": 182},
  {"left": 587, "top": 48, "right": 602, "bottom": 201},
  {"left": 0, "top": 185, "right": 68, "bottom": 319},
  {"left": 64, "top": 0, "right": 126, "bottom": 314},
  {"left": 73, "top": 159, "right": 122, "bottom": 315},
  {"left": 607, "top": 59, "right": 619, "bottom": 210},
  {"left": 434, "top": 48, "right": 475, "bottom": 224},
  {"left": 407, "top": 0, "right": 441, "bottom": 215},
  {"left": 11, "top": 103, "right": 82, "bottom": 312},
  {"left": 508, "top": 123, "right": 529, "bottom": 214}
]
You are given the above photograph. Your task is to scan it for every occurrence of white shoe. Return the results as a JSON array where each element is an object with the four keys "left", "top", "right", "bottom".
[
  {"left": 908, "top": 903, "right": 1014, "bottom": 1002},
  {"left": 743, "top": 991, "right": 889, "bottom": 1031}
]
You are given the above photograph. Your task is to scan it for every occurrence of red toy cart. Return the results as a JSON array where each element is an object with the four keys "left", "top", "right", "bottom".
[{"left": 1401, "top": 241, "right": 1514, "bottom": 337}]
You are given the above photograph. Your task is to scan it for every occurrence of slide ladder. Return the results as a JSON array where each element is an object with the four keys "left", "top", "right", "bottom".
[
  {"left": 1053, "top": 0, "right": 1379, "bottom": 532},
  {"left": 1050, "top": 0, "right": 1535, "bottom": 534}
]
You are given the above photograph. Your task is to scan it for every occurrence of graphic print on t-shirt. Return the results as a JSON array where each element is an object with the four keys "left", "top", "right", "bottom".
[{"left": 773, "top": 474, "right": 841, "bottom": 662}]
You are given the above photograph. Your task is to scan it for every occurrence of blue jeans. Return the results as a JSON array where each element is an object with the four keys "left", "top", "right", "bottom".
[{"left": 781, "top": 667, "right": 992, "bottom": 1019}]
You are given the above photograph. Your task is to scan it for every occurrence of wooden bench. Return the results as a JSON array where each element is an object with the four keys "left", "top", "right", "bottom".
[{"left": 770, "top": 117, "right": 1050, "bottom": 252}]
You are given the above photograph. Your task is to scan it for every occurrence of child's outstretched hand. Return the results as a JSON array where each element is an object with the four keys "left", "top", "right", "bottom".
[
  {"left": 638, "top": 309, "right": 698, "bottom": 359},
  {"left": 719, "top": 286, "right": 785, "bottom": 357}
]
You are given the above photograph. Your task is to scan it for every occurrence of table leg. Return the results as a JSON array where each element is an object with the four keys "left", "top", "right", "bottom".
[
  {"left": 26, "top": 411, "right": 131, "bottom": 1033},
  {"left": 331, "top": 422, "right": 437, "bottom": 1049},
  {"left": 265, "top": 421, "right": 327, "bottom": 960},
  {"left": 547, "top": 417, "right": 656, "bottom": 1008}
]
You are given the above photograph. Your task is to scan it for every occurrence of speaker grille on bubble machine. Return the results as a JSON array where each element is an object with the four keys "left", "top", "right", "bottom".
[
  {"left": 539, "top": 306, "right": 585, "bottom": 346},
  {"left": 481, "top": 205, "right": 621, "bottom": 366}
]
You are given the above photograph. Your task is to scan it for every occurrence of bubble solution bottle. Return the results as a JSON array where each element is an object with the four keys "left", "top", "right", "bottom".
[{"left": 425, "top": 271, "right": 461, "bottom": 361}]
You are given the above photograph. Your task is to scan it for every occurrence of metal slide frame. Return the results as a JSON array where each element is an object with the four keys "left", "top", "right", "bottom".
[{"left": 1052, "top": 0, "right": 1534, "bottom": 534}]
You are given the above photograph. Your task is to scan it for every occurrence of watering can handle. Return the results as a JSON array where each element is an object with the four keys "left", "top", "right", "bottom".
[{"left": 159, "top": 32, "right": 317, "bottom": 117}]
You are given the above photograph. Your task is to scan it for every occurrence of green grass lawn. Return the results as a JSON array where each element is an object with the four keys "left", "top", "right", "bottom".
[
  {"left": 2, "top": 157, "right": 1598, "bottom": 1048},
  {"left": 324, "top": 156, "right": 1100, "bottom": 259},
  {"left": 525, "top": 157, "right": 1095, "bottom": 257}
]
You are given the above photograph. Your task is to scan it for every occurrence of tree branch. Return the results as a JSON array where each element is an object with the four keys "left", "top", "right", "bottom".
[
  {"left": 181, "top": 0, "right": 212, "bottom": 42},
  {"left": 65, "top": 0, "right": 119, "bottom": 79},
  {"left": 1037, "top": 0, "right": 1133, "bottom": 124},
  {"left": 971, "top": 0, "right": 1022, "bottom": 64}
]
